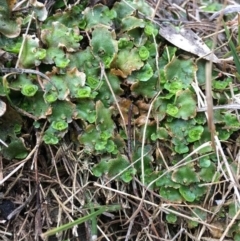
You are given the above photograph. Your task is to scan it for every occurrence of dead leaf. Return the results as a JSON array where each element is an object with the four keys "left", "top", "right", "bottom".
[
  {"left": 117, "top": 98, "right": 138, "bottom": 123},
  {"left": 159, "top": 23, "right": 220, "bottom": 63}
]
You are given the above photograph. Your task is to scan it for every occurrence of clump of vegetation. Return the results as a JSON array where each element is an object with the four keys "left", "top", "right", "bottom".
[{"left": 1, "top": 0, "right": 240, "bottom": 240}]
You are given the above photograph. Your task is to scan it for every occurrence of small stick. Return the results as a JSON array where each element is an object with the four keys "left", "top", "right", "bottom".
[
  {"left": 7, "top": 188, "right": 36, "bottom": 220},
  {"left": 127, "top": 103, "right": 133, "bottom": 160},
  {"left": 197, "top": 104, "right": 240, "bottom": 112},
  {"left": 0, "top": 68, "right": 58, "bottom": 93}
]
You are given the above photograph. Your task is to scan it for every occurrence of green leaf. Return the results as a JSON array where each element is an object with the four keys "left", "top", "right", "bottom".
[
  {"left": 105, "top": 139, "right": 117, "bottom": 153},
  {"left": 187, "top": 126, "right": 204, "bottom": 142},
  {"left": 96, "top": 73, "right": 123, "bottom": 106},
  {"left": 78, "top": 125, "right": 100, "bottom": 152},
  {"left": 199, "top": 158, "right": 211, "bottom": 168},
  {"left": 156, "top": 172, "right": 181, "bottom": 188},
  {"left": 118, "top": 38, "right": 134, "bottom": 50},
  {"left": 49, "top": 101, "right": 75, "bottom": 122},
  {"left": 179, "top": 185, "right": 196, "bottom": 202},
  {"left": 151, "top": 127, "right": 168, "bottom": 141},
  {"left": 14, "top": 124, "right": 21, "bottom": 134},
  {"left": 132, "top": 0, "right": 157, "bottom": 16},
  {"left": 164, "top": 81, "right": 182, "bottom": 94},
  {"left": 166, "top": 104, "right": 179, "bottom": 117},
  {"left": 165, "top": 58, "right": 196, "bottom": 89},
  {"left": 84, "top": 5, "right": 114, "bottom": 29},
  {"left": 21, "top": 84, "right": 38, "bottom": 97},
  {"left": 234, "top": 233, "right": 240, "bottom": 241},
  {"left": 44, "top": 47, "right": 70, "bottom": 68},
  {"left": 187, "top": 208, "right": 207, "bottom": 228},
  {"left": 138, "top": 46, "right": 150, "bottom": 61},
  {"left": 213, "top": 79, "right": 231, "bottom": 90},
  {"left": 174, "top": 143, "right": 189, "bottom": 154},
  {"left": 65, "top": 68, "right": 86, "bottom": 98},
  {"left": 120, "top": 168, "right": 136, "bottom": 183},
  {"left": 43, "top": 132, "right": 59, "bottom": 145},
  {"left": 44, "top": 75, "right": 68, "bottom": 100},
  {"left": 75, "top": 100, "right": 96, "bottom": 123},
  {"left": 8, "top": 74, "right": 33, "bottom": 90},
  {"left": 224, "top": 113, "right": 240, "bottom": 129},
  {"left": 224, "top": 22, "right": 240, "bottom": 74},
  {"left": 52, "top": 120, "right": 68, "bottom": 131},
  {"left": 218, "top": 129, "right": 231, "bottom": 141},
  {"left": 76, "top": 86, "right": 91, "bottom": 98},
  {"left": 144, "top": 23, "right": 158, "bottom": 36},
  {"left": 41, "top": 22, "right": 81, "bottom": 51},
  {"left": 44, "top": 92, "right": 58, "bottom": 103},
  {"left": 132, "top": 145, "right": 153, "bottom": 172},
  {"left": 191, "top": 184, "right": 207, "bottom": 199},
  {"left": 135, "top": 63, "right": 153, "bottom": 81},
  {"left": 113, "top": 1, "right": 135, "bottom": 19},
  {"left": 20, "top": 92, "right": 51, "bottom": 119},
  {"left": 95, "top": 140, "right": 107, "bottom": 151},
  {"left": 166, "top": 119, "right": 194, "bottom": 141},
  {"left": 92, "top": 160, "right": 109, "bottom": 177},
  {"left": 199, "top": 162, "right": 216, "bottom": 182},
  {"left": 87, "top": 76, "right": 101, "bottom": 89},
  {"left": 175, "top": 89, "right": 197, "bottom": 119},
  {"left": 96, "top": 101, "right": 114, "bottom": 132},
  {"left": 108, "top": 155, "right": 130, "bottom": 178},
  {"left": 43, "top": 4, "right": 83, "bottom": 28},
  {"left": 160, "top": 187, "right": 183, "bottom": 203},
  {"left": 172, "top": 165, "right": 199, "bottom": 185},
  {"left": 128, "top": 28, "right": 148, "bottom": 47},
  {"left": 111, "top": 48, "right": 143, "bottom": 78},
  {"left": 203, "top": 2, "right": 223, "bottom": 11},
  {"left": 68, "top": 47, "right": 99, "bottom": 76},
  {"left": 91, "top": 27, "right": 117, "bottom": 68},
  {"left": 166, "top": 213, "right": 177, "bottom": 224},
  {"left": 0, "top": 0, "right": 21, "bottom": 38},
  {"left": 19, "top": 35, "right": 46, "bottom": 68},
  {"left": 229, "top": 203, "right": 240, "bottom": 219},
  {"left": 161, "top": 46, "right": 177, "bottom": 64},
  {"left": 131, "top": 76, "right": 158, "bottom": 98},
  {"left": 100, "top": 131, "right": 112, "bottom": 141},
  {"left": 3, "top": 41, "right": 21, "bottom": 53},
  {"left": 2, "top": 138, "right": 28, "bottom": 160},
  {"left": 121, "top": 16, "right": 145, "bottom": 32},
  {"left": 103, "top": 9, "right": 117, "bottom": 19}
]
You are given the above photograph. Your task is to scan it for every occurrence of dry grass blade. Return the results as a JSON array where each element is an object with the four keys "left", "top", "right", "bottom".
[
  {"left": 205, "top": 61, "right": 216, "bottom": 150},
  {"left": 100, "top": 62, "right": 128, "bottom": 136}
]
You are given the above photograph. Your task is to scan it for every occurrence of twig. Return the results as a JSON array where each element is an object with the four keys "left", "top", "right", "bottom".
[
  {"left": 127, "top": 103, "right": 133, "bottom": 160},
  {"left": 209, "top": 5, "right": 240, "bottom": 21},
  {"left": 7, "top": 187, "right": 36, "bottom": 220},
  {"left": 197, "top": 104, "right": 240, "bottom": 112},
  {"left": 15, "top": 11, "right": 34, "bottom": 68},
  {"left": 12, "top": 105, "right": 38, "bottom": 121},
  {"left": 99, "top": 62, "right": 128, "bottom": 136},
  {"left": 0, "top": 68, "right": 58, "bottom": 93},
  {"left": 205, "top": 61, "right": 216, "bottom": 150}
]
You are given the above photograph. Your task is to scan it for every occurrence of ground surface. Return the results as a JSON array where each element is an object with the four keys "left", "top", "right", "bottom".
[{"left": 1, "top": 0, "right": 240, "bottom": 241}]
